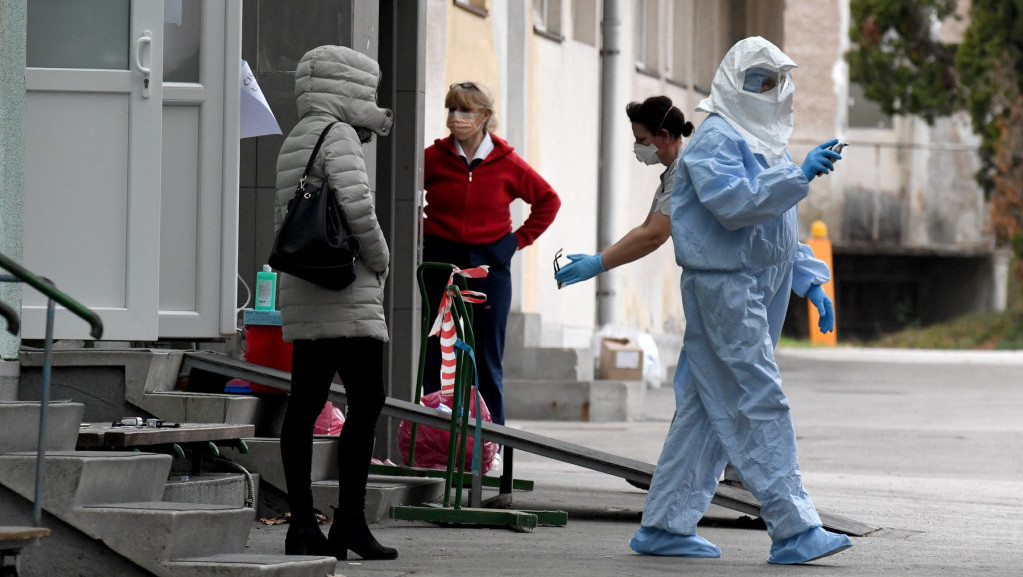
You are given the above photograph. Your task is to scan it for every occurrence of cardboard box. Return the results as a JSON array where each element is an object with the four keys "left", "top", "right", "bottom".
[{"left": 598, "top": 337, "right": 644, "bottom": 381}]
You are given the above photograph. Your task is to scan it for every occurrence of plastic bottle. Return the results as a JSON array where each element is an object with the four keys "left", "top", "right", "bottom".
[{"left": 255, "top": 265, "right": 277, "bottom": 311}]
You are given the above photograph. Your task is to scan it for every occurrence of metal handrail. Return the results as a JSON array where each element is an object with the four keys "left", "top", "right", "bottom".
[
  {"left": 0, "top": 299, "right": 18, "bottom": 335},
  {"left": 0, "top": 251, "right": 103, "bottom": 339},
  {"left": 1, "top": 250, "right": 104, "bottom": 528}
]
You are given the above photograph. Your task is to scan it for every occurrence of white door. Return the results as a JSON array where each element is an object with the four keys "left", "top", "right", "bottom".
[
  {"left": 23, "top": 0, "right": 164, "bottom": 340},
  {"left": 158, "top": 0, "right": 241, "bottom": 338}
]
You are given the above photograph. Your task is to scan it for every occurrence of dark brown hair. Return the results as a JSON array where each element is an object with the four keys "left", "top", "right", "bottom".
[{"left": 625, "top": 96, "right": 694, "bottom": 139}]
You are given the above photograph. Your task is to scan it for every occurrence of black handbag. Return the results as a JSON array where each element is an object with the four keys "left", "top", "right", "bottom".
[{"left": 269, "top": 122, "right": 361, "bottom": 290}]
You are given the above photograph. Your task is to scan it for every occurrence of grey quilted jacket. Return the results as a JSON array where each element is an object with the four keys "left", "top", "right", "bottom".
[{"left": 273, "top": 45, "right": 393, "bottom": 342}]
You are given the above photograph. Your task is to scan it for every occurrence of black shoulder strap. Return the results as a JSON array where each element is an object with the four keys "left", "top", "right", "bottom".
[{"left": 299, "top": 121, "right": 339, "bottom": 192}]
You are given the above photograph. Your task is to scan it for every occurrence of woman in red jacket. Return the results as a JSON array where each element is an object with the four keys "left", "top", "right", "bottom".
[{"left": 422, "top": 81, "right": 561, "bottom": 428}]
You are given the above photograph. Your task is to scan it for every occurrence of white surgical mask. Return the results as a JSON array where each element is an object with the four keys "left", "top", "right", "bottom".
[{"left": 633, "top": 142, "right": 660, "bottom": 165}]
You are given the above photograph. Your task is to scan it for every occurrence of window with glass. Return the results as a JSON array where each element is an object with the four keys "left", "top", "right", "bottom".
[
  {"left": 533, "top": 0, "right": 563, "bottom": 40},
  {"left": 667, "top": 0, "right": 691, "bottom": 85},
  {"left": 634, "top": 0, "right": 660, "bottom": 74},
  {"left": 163, "top": 0, "right": 202, "bottom": 83},
  {"left": 454, "top": 0, "right": 489, "bottom": 18},
  {"left": 27, "top": 0, "right": 131, "bottom": 69},
  {"left": 848, "top": 83, "right": 894, "bottom": 129},
  {"left": 572, "top": 0, "right": 598, "bottom": 47},
  {"left": 693, "top": 0, "right": 717, "bottom": 92}
]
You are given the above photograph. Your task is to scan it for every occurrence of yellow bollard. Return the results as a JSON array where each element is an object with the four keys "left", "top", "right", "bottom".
[{"left": 806, "top": 220, "right": 837, "bottom": 346}]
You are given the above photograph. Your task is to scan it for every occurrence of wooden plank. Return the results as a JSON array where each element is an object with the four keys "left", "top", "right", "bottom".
[
  {"left": 0, "top": 526, "right": 50, "bottom": 545},
  {"left": 181, "top": 351, "right": 879, "bottom": 536},
  {"left": 75, "top": 427, "right": 107, "bottom": 448},
  {"left": 77, "top": 423, "right": 255, "bottom": 448}
]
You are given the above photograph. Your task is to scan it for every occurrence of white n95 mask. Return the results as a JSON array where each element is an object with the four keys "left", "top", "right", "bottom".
[{"left": 633, "top": 142, "right": 660, "bottom": 165}]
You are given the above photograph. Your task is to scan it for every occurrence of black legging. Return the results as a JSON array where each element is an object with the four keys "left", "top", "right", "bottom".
[{"left": 280, "top": 337, "right": 386, "bottom": 521}]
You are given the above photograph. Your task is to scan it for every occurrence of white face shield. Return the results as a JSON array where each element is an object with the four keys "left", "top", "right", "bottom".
[{"left": 696, "top": 37, "right": 798, "bottom": 165}]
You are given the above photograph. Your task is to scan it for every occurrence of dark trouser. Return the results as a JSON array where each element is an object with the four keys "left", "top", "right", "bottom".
[
  {"left": 422, "top": 233, "right": 516, "bottom": 425},
  {"left": 280, "top": 337, "right": 386, "bottom": 521}
]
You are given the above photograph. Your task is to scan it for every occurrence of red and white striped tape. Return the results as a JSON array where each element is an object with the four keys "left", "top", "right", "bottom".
[{"left": 428, "top": 265, "right": 489, "bottom": 394}]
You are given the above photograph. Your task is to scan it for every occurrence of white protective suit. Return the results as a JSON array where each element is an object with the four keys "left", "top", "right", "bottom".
[{"left": 636, "top": 37, "right": 839, "bottom": 551}]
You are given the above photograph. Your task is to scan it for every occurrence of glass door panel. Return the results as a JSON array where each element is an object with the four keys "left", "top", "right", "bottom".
[{"left": 27, "top": 0, "right": 131, "bottom": 69}]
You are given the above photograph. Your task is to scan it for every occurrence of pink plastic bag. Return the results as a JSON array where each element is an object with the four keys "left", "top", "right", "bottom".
[
  {"left": 398, "top": 388, "right": 497, "bottom": 474},
  {"left": 313, "top": 401, "right": 345, "bottom": 435}
]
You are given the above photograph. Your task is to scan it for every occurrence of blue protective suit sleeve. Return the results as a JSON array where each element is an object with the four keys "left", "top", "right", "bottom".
[
  {"left": 791, "top": 242, "right": 831, "bottom": 297},
  {"left": 685, "top": 127, "right": 809, "bottom": 231}
]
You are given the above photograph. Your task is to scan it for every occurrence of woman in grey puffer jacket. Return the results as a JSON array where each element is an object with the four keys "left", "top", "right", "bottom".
[{"left": 274, "top": 45, "right": 396, "bottom": 561}]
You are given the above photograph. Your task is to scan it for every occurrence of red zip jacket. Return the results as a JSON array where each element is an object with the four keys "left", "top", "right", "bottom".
[{"left": 424, "top": 134, "right": 561, "bottom": 248}]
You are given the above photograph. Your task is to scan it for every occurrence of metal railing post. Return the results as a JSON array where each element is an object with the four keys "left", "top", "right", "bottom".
[
  {"left": 32, "top": 297, "right": 56, "bottom": 526},
  {"left": 1, "top": 251, "right": 103, "bottom": 529}
]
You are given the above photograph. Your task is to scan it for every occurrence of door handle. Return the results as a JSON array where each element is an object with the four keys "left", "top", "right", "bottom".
[{"left": 134, "top": 30, "right": 152, "bottom": 98}]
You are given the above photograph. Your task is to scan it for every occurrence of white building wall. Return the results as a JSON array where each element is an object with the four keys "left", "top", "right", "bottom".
[
  {"left": 423, "top": 0, "right": 991, "bottom": 367},
  {"left": 526, "top": 34, "right": 602, "bottom": 341}
]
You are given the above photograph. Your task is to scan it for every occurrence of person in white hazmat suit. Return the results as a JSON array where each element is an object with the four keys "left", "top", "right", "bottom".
[{"left": 629, "top": 37, "right": 851, "bottom": 564}]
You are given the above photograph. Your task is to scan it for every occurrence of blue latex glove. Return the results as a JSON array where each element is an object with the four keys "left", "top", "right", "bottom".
[
  {"left": 554, "top": 253, "right": 606, "bottom": 286},
  {"left": 806, "top": 284, "right": 835, "bottom": 334},
  {"left": 801, "top": 139, "right": 842, "bottom": 182}
]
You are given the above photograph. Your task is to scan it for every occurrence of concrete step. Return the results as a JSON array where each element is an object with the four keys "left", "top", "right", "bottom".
[
  {"left": 312, "top": 474, "right": 445, "bottom": 523},
  {"left": 223, "top": 437, "right": 444, "bottom": 522},
  {"left": 163, "top": 472, "right": 261, "bottom": 509},
  {"left": 505, "top": 311, "right": 543, "bottom": 349},
  {"left": 165, "top": 554, "right": 336, "bottom": 577},
  {"left": 503, "top": 379, "right": 646, "bottom": 422},
  {"left": 0, "top": 401, "right": 85, "bottom": 452},
  {"left": 503, "top": 311, "right": 594, "bottom": 381},
  {"left": 222, "top": 437, "right": 338, "bottom": 492},
  {"left": 502, "top": 345, "right": 594, "bottom": 381},
  {"left": 77, "top": 501, "right": 254, "bottom": 568},
  {"left": 139, "top": 391, "right": 264, "bottom": 426},
  {"left": 0, "top": 451, "right": 171, "bottom": 519}
]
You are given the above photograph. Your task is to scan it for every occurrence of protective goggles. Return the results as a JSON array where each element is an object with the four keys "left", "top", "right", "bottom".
[{"left": 742, "top": 67, "right": 786, "bottom": 94}]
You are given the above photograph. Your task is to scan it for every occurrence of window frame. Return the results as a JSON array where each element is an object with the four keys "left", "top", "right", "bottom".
[
  {"left": 634, "top": 0, "right": 661, "bottom": 77},
  {"left": 533, "top": 0, "right": 565, "bottom": 42},
  {"left": 665, "top": 0, "right": 691, "bottom": 87},
  {"left": 453, "top": 0, "right": 488, "bottom": 18}
]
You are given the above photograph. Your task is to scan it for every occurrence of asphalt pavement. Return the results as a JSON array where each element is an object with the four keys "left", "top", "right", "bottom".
[{"left": 247, "top": 347, "right": 1023, "bottom": 576}]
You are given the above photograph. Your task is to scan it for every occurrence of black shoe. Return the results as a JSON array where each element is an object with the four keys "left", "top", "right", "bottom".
[
  {"left": 284, "top": 522, "right": 329, "bottom": 556},
  {"left": 327, "top": 511, "right": 398, "bottom": 560}
]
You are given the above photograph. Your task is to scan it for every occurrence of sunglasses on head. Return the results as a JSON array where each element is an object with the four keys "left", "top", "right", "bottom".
[{"left": 450, "top": 82, "right": 479, "bottom": 91}]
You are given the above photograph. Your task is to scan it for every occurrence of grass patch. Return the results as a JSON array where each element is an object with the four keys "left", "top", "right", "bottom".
[{"left": 869, "top": 310, "right": 1023, "bottom": 350}]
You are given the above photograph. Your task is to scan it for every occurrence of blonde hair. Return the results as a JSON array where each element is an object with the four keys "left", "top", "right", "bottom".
[{"left": 445, "top": 81, "right": 498, "bottom": 132}]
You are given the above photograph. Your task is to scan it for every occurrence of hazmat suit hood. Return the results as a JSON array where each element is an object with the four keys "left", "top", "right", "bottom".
[
  {"left": 696, "top": 37, "right": 797, "bottom": 165},
  {"left": 294, "top": 45, "right": 393, "bottom": 141}
]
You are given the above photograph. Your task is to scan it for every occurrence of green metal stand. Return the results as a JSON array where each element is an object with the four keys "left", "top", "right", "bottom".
[{"left": 389, "top": 263, "right": 567, "bottom": 530}]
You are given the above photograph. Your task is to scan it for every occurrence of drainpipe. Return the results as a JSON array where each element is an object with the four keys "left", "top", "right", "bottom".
[{"left": 597, "top": 0, "right": 620, "bottom": 327}]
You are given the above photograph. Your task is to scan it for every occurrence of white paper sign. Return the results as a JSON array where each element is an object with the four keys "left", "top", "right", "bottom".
[{"left": 239, "top": 60, "right": 282, "bottom": 138}]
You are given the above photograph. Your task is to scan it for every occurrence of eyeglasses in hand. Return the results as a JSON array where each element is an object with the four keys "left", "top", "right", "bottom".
[{"left": 553, "top": 248, "right": 564, "bottom": 290}]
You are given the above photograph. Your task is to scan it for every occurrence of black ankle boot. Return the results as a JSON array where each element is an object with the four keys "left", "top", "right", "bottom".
[
  {"left": 327, "top": 511, "right": 398, "bottom": 560},
  {"left": 284, "top": 521, "right": 329, "bottom": 556}
]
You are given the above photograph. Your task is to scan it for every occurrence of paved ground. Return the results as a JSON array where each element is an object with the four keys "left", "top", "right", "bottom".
[{"left": 247, "top": 347, "right": 1023, "bottom": 576}]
